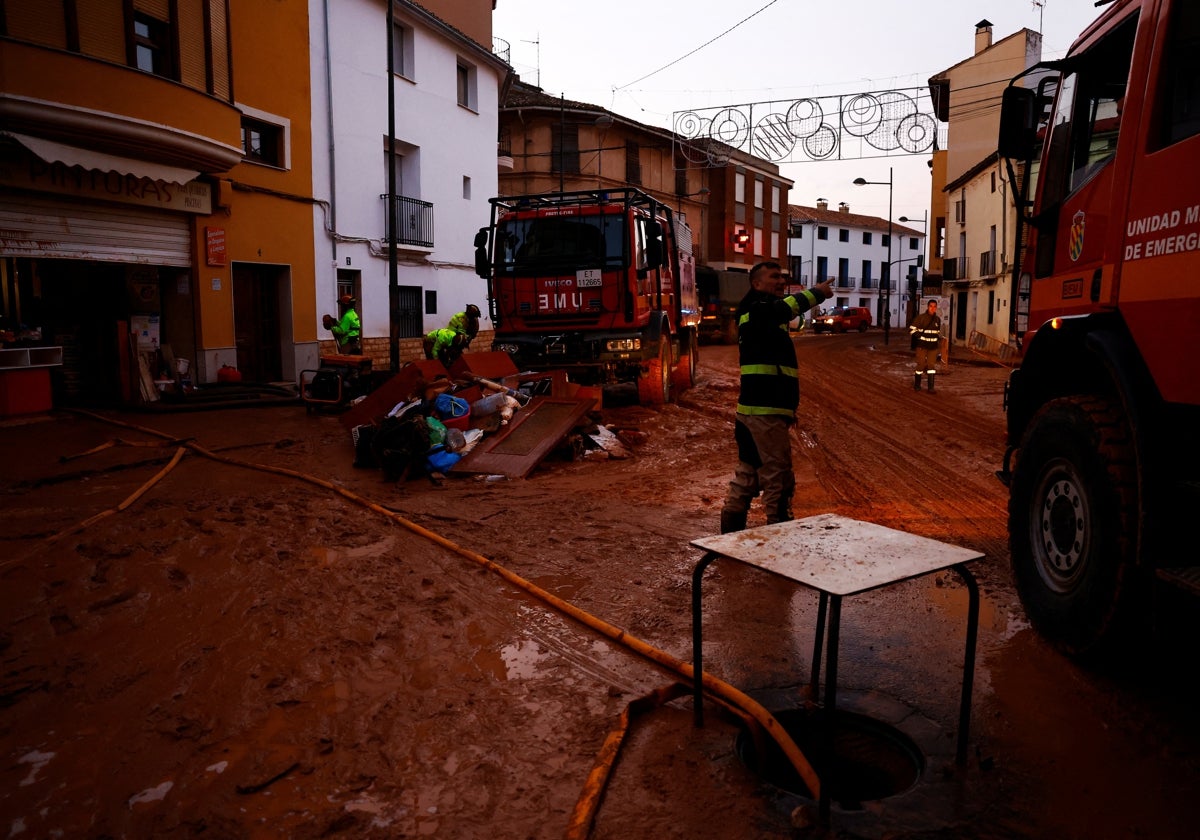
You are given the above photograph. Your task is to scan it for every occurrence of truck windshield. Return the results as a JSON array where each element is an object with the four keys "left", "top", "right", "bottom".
[{"left": 494, "top": 215, "right": 626, "bottom": 275}]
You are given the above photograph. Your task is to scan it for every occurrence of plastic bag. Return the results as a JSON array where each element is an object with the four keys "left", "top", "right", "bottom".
[
  {"left": 435, "top": 392, "right": 470, "bottom": 419},
  {"left": 426, "top": 446, "right": 461, "bottom": 473},
  {"left": 426, "top": 416, "right": 447, "bottom": 447}
]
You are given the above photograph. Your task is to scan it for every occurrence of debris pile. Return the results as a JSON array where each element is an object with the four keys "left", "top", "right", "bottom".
[{"left": 336, "top": 351, "right": 602, "bottom": 481}]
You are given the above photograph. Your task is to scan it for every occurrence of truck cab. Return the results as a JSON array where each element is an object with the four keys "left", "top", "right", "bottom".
[{"left": 997, "top": 0, "right": 1200, "bottom": 655}]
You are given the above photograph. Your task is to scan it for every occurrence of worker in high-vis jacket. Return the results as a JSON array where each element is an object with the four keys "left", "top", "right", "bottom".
[
  {"left": 909, "top": 298, "right": 942, "bottom": 392},
  {"left": 322, "top": 294, "right": 361, "bottom": 354},
  {"left": 719, "top": 262, "right": 834, "bottom": 534},
  {"left": 423, "top": 326, "right": 467, "bottom": 366},
  {"left": 447, "top": 304, "right": 481, "bottom": 348}
]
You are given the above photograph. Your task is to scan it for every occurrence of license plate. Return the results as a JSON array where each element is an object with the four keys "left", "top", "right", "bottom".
[{"left": 576, "top": 269, "right": 602, "bottom": 288}]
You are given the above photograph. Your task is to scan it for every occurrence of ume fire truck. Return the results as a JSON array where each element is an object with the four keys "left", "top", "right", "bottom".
[
  {"left": 997, "top": 0, "right": 1200, "bottom": 655},
  {"left": 473, "top": 189, "right": 699, "bottom": 404}
]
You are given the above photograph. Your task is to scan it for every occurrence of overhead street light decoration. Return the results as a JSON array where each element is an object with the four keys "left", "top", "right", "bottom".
[{"left": 853, "top": 167, "right": 894, "bottom": 345}]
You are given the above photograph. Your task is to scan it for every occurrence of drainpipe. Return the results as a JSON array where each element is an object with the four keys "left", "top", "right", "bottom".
[
  {"left": 387, "top": 1, "right": 399, "bottom": 372},
  {"left": 323, "top": 0, "right": 337, "bottom": 268}
]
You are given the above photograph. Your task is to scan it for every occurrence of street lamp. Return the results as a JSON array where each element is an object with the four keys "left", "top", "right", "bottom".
[{"left": 853, "top": 168, "right": 893, "bottom": 345}]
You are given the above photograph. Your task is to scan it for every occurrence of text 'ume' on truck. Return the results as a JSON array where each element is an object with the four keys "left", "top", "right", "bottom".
[
  {"left": 997, "top": 0, "right": 1200, "bottom": 657},
  {"left": 473, "top": 188, "right": 700, "bottom": 405}
]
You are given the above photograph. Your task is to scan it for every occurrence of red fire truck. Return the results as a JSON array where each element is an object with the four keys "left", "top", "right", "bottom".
[
  {"left": 473, "top": 189, "right": 700, "bottom": 404},
  {"left": 997, "top": 0, "right": 1200, "bottom": 655}
]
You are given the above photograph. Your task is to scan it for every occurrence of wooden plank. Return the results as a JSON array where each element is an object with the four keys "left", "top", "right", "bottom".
[
  {"left": 451, "top": 396, "right": 595, "bottom": 478},
  {"left": 339, "top": 359, "right": 449, "bottom": 429}
]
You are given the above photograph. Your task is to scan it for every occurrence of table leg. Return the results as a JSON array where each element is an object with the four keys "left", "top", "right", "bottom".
[
  {"left": 691, "top": 551, "right": 719, "bottom": 727},
  {"left": 819, "top": 594, "right": 842, "bottom": 821},
  {"left": 951, "top": 563, "right": 980, "bottom": 766},
  {"left": 809, "top": 592, "right": 828, "bottom": 702}
]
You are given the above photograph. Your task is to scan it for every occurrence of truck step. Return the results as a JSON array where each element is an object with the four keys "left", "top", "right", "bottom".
[{"left": 1157, "top": 566, "right": 1200, "bottom": 597}]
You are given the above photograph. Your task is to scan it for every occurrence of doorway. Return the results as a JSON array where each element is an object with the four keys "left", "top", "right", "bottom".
[{"left": 232, "top": 263, "right": 288, "bottom": 383}]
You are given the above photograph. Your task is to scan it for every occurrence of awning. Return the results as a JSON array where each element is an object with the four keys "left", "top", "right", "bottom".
[{"left": 2, "top": 131, "right": 200, "bottom": 185}]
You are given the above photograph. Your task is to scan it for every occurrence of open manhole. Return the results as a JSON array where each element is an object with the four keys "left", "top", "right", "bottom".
[{"left": 735, "top": 708, "right": 924, "bottom": 809}]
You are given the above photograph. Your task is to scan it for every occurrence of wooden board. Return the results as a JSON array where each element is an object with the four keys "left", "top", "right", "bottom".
[
  {"left": 339, "top": 359, "right": 448, "bottom": 429},
  {"left": 451, "top": 396, "right": 595, "bottom": 478}
]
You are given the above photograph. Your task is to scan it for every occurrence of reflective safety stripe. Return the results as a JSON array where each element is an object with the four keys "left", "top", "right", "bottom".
[
  {"left": 741, "top": 364, "right": 798, "bottom": 377},
  {"left": 736, "top": 403, "right": 795, "bottom": 416}
]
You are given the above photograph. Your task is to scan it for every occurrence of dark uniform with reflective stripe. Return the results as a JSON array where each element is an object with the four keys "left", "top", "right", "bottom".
[{"left": 721, "top": 285, "right": 830, "bottom": 531}]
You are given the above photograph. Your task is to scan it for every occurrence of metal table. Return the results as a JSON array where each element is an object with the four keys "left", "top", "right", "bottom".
[{"left": 690, "top": 513, "right": 984, "bottom": 772}]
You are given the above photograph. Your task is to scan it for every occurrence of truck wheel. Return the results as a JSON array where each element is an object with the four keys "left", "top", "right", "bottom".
[
  {"left": 638, "top": 339, "right": 672, "bottom": 405},
  {"left": 858, "top": 321, "right": 868, "bottom": 332},
  {"left": 1008, "top": 395, "right": 1141, "bottom": 657},
  {"left": 671, "top": 338, "right": 699, "bottom": 391}
]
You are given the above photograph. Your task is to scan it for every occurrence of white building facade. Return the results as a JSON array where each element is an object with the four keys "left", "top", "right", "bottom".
[
  {"left": 309, "top": 0, "right": 510, "bottom": 364},
  {"left": 788, "top": 200, "right": 925, "bottom": 330}
]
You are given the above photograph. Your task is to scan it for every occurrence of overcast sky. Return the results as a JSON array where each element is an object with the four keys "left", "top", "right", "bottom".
[{"left": 492, "top": 0, "right": 1108, "bottom": 226}]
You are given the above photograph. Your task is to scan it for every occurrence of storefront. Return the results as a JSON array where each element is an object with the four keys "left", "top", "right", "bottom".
[{"left": 0, "top": 136, "right": 212, "bottom": 407}]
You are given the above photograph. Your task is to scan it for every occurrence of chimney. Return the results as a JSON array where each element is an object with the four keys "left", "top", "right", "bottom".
[
  {"left": 816, "top": 198, "right": 829, "bottom": 211},
  {"left": 975, "top": 19, "right": 993, "bottom": 54},
  {"left": 838, "top": 202, "right": 850, "bottom": 213}
]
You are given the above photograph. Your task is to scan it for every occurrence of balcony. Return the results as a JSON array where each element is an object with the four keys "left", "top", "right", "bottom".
[
  {"left": 944, "top": 256, "right": 971, "bottom": 283},
  {"left": 380, "top": 194, "right": 434, "bottom": 248},
  {"left": 835, "top": 276, "right": 857, "bottom": 291},
  {"left": 498, "top": 128, "right": 513, "bottom": 170},
  {"left": 979, "top": 249, "right": 998, "bottom": 277}
]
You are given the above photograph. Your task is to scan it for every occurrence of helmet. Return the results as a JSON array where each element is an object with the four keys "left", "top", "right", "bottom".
[
  {"left": 339, "top": 294, "right": 355, "bottom": 306},
  {"left": 465, "top": 304, "right": 481, "bottom": 318}
]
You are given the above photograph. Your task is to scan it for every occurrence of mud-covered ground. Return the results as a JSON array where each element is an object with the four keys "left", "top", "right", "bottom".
[{"left": 2, "top": 333, "right": 1198, "bottom": 839}]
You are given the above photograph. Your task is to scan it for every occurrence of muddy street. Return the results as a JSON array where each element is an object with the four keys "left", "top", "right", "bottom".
[{"left": 2, "top": 333, "right": 1198, "bottom": 839}]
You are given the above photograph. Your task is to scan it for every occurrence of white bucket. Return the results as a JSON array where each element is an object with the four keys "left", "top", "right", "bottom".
[{"left": 176, "top": 358, "right": 190, "bottom": 375}]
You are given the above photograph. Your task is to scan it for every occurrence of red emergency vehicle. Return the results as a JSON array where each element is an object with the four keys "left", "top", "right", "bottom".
[
  {"left": 997, "top": 0, "right": 1200, "bottom": 655},
  {"left": 473, "top": 189, "right": 699, "bottom": 404}
]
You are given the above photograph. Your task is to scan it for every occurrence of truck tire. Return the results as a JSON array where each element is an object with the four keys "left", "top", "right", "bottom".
[
  {"left": 638, "top": 338, "right": 672, "bottom": 406},
  {"left": 671, "top": 337, "right": 699, "bottom": 391},
  {"left": 1008, "top": 395, "right": 1141, "bottom": 657}
]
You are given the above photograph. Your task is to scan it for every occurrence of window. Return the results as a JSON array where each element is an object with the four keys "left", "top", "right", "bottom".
[
  {"left": 988, "top": 290, "right": 995, "bottom": 324},
  {"left": 132, "top": 13, "right": 172, "bottom": 77},
  {"left": 771, "top": 184, "right": 780, "bottom": 213},
  {"left": 817, "top": 226, "right": 828, "bottom": 240},
  {"left": 551, "top": 124, "right": 580, "bottom": 174},
  {"left": 754, "top": 179, "right": 764, "bottom": 208},
  {"left": 838, "top": 258, "right": 849, "bottom": 283},
  {"left": 735, "top": 172, "right": 745, "bottom": 203},
  {"left": 242, "top": 117, "right": 284, "bottom": 167},
  {"left": 770, "top": 231, "right": 779, "bottom": 259},
  {"left": 863, "top": 231, "right": 872, "bottom": 245},
  {"left": 1161, "top": 2, "right": 1200, "bottom": 146},
  {"left": 991, "top": 171, "right": 997, "bottom": 192},
  {"left": 425, "top": 290, "right": 438, "bottom": 315},
  {"left": 625, "top": 141, "right": 641, "bottom": 184},
  {"left": 462, "top": 176, "right": 471, "bottom": 200},
  {"left": 816, "top": 256, "right": 828, "bottom": 280},
  {"left": 391, "top": 21, "right": 414, "bottom": 78},
  {"left": 882, "top": 234, "right": 891, "bottom": 248},
  {"left": 909, "top": 237, "right": 918, "bottom": 250},
  {"left": 838, "top": 229, "right": 849, "bottom": 242},
  {"left": 456, "top": 60, "right": 477, "bottom": 110},
  {"left": 861, "top": 260, "right": 872, "bottom": 286}
]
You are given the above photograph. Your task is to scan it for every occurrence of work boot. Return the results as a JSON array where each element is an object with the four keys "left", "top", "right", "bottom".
[
  {"left": 927, "top": 373, "right": 936, "bottom": 392},
  {"left": 720, "top": 510, "right": 747, "bottom": 534},
  {"left": 913, "top": 374, "right": 922, "bottom": 391}
]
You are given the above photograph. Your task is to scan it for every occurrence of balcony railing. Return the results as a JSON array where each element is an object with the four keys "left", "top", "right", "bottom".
[
  {"left": 979, "top": 249, "right": 997, "bottom": 277},
  {"left": 380, "top": 194, "right": 434, "bottom": 248},
  {"left": 498, "top": 127, "right": 512, "bottom": 157},
  {"left": 492, "top": 37, "right": 511, "bottom": 64},
  {"left": 835, "top": 276, "right": 857, "bottom": 290},
  {"left": 944, "top": 256, "right": 971, "bottom": 282}
]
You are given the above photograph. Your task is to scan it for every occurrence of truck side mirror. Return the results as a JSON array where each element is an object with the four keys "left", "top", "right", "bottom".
[
  {"left": 998, "top": 86, "right": 1039, "bottom": 160},
  {"left": 644, "top": 220, "right": 664, "bottom": 269}
]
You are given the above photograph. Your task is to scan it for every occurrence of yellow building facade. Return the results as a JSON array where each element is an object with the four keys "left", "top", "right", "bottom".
[{"left": 0, "top": 0, "right": 315, "bottom": 405}]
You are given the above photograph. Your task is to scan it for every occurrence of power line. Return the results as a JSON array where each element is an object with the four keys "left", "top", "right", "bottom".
[{"left": 615, "top": 0, "right": 779, "bottom": 91}]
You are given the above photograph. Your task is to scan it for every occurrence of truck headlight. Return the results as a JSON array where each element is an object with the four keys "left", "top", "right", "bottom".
[{"left": 605, "top": 338, "right": 641, "bottom": 352}]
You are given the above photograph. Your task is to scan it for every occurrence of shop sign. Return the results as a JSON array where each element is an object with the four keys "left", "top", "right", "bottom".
[
  {"left": 206, "top": 227, "right": 227, "bottom": 265},
  {"left": 0, "top": 152, "right": 212, "bottom": 214}
]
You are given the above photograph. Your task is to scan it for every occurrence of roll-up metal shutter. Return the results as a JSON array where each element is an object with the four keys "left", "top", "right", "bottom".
[{"left": 0, "top": 195, "right": 192, "bottom": 266}]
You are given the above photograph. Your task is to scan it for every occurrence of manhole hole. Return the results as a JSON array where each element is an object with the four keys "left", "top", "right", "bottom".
[{"left": 736, "top": 708, "right": 924, "bottom": 809}]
